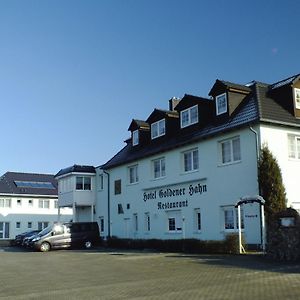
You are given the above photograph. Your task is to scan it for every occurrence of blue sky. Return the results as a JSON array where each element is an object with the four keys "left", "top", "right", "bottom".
[{"left": 0, "top": 0, "right": 299, "bottom": 175}]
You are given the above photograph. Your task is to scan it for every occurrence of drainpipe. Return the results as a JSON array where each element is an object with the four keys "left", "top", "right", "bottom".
[
  {"left": 249, "top": 126, "right": 265, "bottom": 249},
  {"left": 249, "top": 126, "right": 259, "bottom": 161},
  {"left": 103, "top": 170, "right": 111, "bottom": 238}
]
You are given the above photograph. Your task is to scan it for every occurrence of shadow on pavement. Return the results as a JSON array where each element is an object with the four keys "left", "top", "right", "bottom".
[{"left": 165, "top": 253, "right": 300, "bottom": 274}]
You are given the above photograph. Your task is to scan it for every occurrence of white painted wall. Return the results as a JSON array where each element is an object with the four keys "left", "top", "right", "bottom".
[
  {"left": 58, "top": 173, "right": 96, "bottom": 207},
  {"left": 97, "top": 127, "right": 262, "bottom": 244},
  {"left": 259, "top": 124, "right": 300, "bottom": 210},
  {"left": 0, "top": 196, "right": 72, "bottom": 239}
]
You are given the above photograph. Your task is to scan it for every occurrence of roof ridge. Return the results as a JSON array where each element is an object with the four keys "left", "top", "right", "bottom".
[
  {"left": 270, "top": 73, "right": 300, "bottom": 90},
  {"left": 1, "top": 173, "right": 14, "bottom": 193},
  {"left": 253, "top": 83, "right": 264, "bottom": 119},
  {"left": 5, "top": 171, "right": 55, "bottom": 176}
]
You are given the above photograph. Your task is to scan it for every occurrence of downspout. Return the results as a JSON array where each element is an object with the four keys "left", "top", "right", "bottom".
[
  {"left": 249, "top": 125, "right": 265, "bottom": 249},
  {"left": 103, "top": 170, "right": 111, "bottom": 238},
  {"left": 249, "top": 126, "right": 259, "bottom": 161}
]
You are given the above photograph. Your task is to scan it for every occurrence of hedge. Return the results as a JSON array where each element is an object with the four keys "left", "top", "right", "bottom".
[{"left": 105, "top": 234, "right": 242, "bottom": 254}]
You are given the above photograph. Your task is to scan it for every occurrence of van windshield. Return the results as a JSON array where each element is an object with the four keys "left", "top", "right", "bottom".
[{"left": 38, "top": 226, "right": 53, "bottom": 236}]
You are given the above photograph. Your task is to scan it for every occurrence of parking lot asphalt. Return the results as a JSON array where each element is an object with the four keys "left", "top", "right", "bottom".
[{"left": 0, "top": 247, "right": 299, "bottom": 300}]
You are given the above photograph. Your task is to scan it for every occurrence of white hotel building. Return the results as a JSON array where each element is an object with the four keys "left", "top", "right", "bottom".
[
  {"left": 0, "top": 172, "right": 72, "bottom": 240},
  {"left": 56, "top": 73, "right": 300, "bottom": 247}
]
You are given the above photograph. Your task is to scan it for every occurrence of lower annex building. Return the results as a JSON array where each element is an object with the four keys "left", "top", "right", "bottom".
[
  {"left": 0, "top": 172, "right": 72, "bottom": 240},
  {"left": 56, "top": 73, "right": 300, "bottom": 247}
]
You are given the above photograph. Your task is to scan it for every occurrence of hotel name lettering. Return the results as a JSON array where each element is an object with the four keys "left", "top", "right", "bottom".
[{"left": 143, "top": 183, "right": 207, "bottom": 210}]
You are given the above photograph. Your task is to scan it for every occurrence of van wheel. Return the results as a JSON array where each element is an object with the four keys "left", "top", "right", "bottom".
[
  {"left": 40, "top": 242, "right": 51, "bottom": 252},
  {"left": 84, "top": 241, "right": 92, "bottom": 249}
]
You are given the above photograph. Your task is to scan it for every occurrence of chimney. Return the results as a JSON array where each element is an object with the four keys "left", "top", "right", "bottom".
[{"left": 169, "top": 97, "right": 181, "bottom": 111}]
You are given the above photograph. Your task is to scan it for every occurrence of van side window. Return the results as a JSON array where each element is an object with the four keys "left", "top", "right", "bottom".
[{"left": 53, "top": 225, "right": 64, "bottom": 235}]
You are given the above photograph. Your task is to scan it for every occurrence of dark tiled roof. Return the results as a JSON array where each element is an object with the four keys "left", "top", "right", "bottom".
[
  {"left": 146, "top": 108, "right": 178, "bottom": 123},
  {"left": 255, "top": 83, "right": 300, "bottom": 126},
  {"left": 102, "top": 73, "right": 300, "bottom": 170},
  {"left": 220, "top": 80, "right": 252, "bottom": 92},
  {"left": 103, "top": 95, "right": 259, "bottom": 169},
  {"left": 55, "top": 165, "right": 96, "bottom": 178},
  {"left": 128, "top": 119, "right": 149, "bottom": 131},
  {"left": 0, "top": 172, "right": 58, "bottom": 196},
  {"left": 269, "top": 74, "right": 300, "bottom": 90},
  {"left": 209, "top": 79, "right": 251, "bottom": 96},
  {"left": 174, "top": 94, "right": 211, "bottom": 111}
]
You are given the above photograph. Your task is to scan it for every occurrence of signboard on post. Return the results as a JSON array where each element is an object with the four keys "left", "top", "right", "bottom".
[{"left": 235, "top": 196, "right": 266, "bottom": 254}]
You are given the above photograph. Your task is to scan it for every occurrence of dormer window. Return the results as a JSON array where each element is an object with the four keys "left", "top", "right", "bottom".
[
  {"left": 132, "top": 130, "right": 139, "bottom": 146},
  {"left": 294, "top": 88, "right": 300, "bottom": 109},
  {"left": 216, "top": 93, "right": 227, "bottom": 115},
  {"left": 180, "top": 105, "right": 198, "bottom": 128},
  {"left": 151, "top": 119, "right": 165, "bottom": 139}
]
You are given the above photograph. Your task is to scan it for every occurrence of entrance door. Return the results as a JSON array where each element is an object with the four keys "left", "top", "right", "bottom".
[
  {"left": 124, "top": 218, "right": 130, "bottom": 238},
  {"left": 0, "top": 222, "right": 9, "bottom": 239}
]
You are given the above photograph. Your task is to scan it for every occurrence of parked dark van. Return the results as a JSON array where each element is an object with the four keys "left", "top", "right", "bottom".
[
  {"left": 30, "top": 222, "right": 100, "bottom": 252},
  {"left": 13, "top": 230, "right": 40, "bottom": 246}
]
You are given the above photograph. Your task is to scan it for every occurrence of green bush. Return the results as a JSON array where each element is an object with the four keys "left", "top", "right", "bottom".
[{"left": 106, "top": 235, "right": 243, "bottom": 254}]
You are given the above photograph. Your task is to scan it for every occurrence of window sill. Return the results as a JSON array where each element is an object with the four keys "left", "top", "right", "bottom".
[
  {"left": 221, "top": 229, "right": 245, "bottom": 233},
  {"left": 165, "top": 231, "right": 182, "bottom": 234},
  {"left": 180, "top": 169, "right": 199, "bottom": 176},
  {"left": 181, "top": 121, "right": 198, "bottom": 129},
  {"left": 127, "top": 182, "right": 139, "bottom": 186},
  {"left": 151, "top": 176, "right": 166, "bottom": 182},
  {"left": 288, "top": 158, "right": 300, "bottom": 162},
  {"left": 218, "top": 160, "right": 241, "bottom": 168}
]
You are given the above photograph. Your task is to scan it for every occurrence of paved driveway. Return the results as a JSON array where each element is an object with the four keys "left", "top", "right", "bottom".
[{"left": 0, "top": 247, "right": 299, "bottom": 299}]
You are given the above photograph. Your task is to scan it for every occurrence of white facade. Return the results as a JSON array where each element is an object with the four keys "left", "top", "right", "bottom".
[
  {"left": 0, "top": 195, "right": 72, "bottom": 239},
  {"left": 56, "top": 168, "right": 97, "bottom": 223},
  {"left": 259, "top": 124, "right": 300, "bottom": 210},
  {"left": 94, "top": 124, "right": 300, "bottom": 245},
  {"left": 57, "top": 74, "right": 300, "bottom": 247},
  {"left": 95, "top": 127, "right": 265, "bottom": 244}
]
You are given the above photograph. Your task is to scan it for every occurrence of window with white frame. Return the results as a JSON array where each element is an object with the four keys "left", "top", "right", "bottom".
[
  {"left": 144, "top": 212, "right": 150, "bottom": 232},
  {"left": 17, "top": 199, "right": 22, "bottom": 206},
  {"left": 0, "top": 222, "right": 9, "bottom": 239},
  {"left": 28, "top": 222, "right": 32, "bottom": 229},
  {"left": 133, "top": 213, "right": 138, "bottom": 232},
  {"left": 220, "top": 136, "right": 241, "bottom": 164},
  {"left": 222, "top": 206, "right": 244, "bottom": 231},
  {"left": 181, "top": 105, "right": 199, "bottom": 128},
  {"left": 117, "top": 204, "right": 124, "bottom": 214},
  {"left": 76, "top": 176, "right": 91, "bottom": 190},
  {"left": 168, "top": 217, "right": 176, "bottom": 231},
  {"left": 99, "top": 217, "right": 104, "bottom": 232},
  {"left": 99, "top": 174, "right": 104, "bottom": 190},
  {"left": 0, "top": 198, "right": 11, "bottom": 208},
  {"left": 294, "top": 88, "right": 300, "bottom": 109},
  {"left": 288, "top": 134, "right": 300, "bottom": 159},
  {"left": 194, "top": 209, "right": 201, "bottom": 231},
  {"left": 38, "top": 222, "right": 49, "bottom": 231},
  {"left": 28, "top": 199, "right": 33, "bottom": 207},
  {"left": 151, "top": 119, "right": 165, "bottom": 139},
  {"left": 183, "top": 148, "right": 199, "bottom": 172},
  {"left": 114, "top": 180, "right": 121, "bottom": 195},
  {"left": 38, "top": 199, "right": 50, "bottom": 209},
  {"left": 132, "top": 130, "right": 139, "bottom": 146},
  {"left": 166, "top": 210, "right": 182, "bottom": 232},
  {"left": 216, "top": 93, "right": 227, "bottom": 115},
  {"left": 153, "top": 157, "right": 166, "bottom": 179},
  {"left": 54, "top": 200, "right": 58, "bottom": 209},
  {"left": 128, "top": 165, "right": 139, "bottom": 184},
  {"left": 16, "top": 222, "right": 21, "bottom": 229}
]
